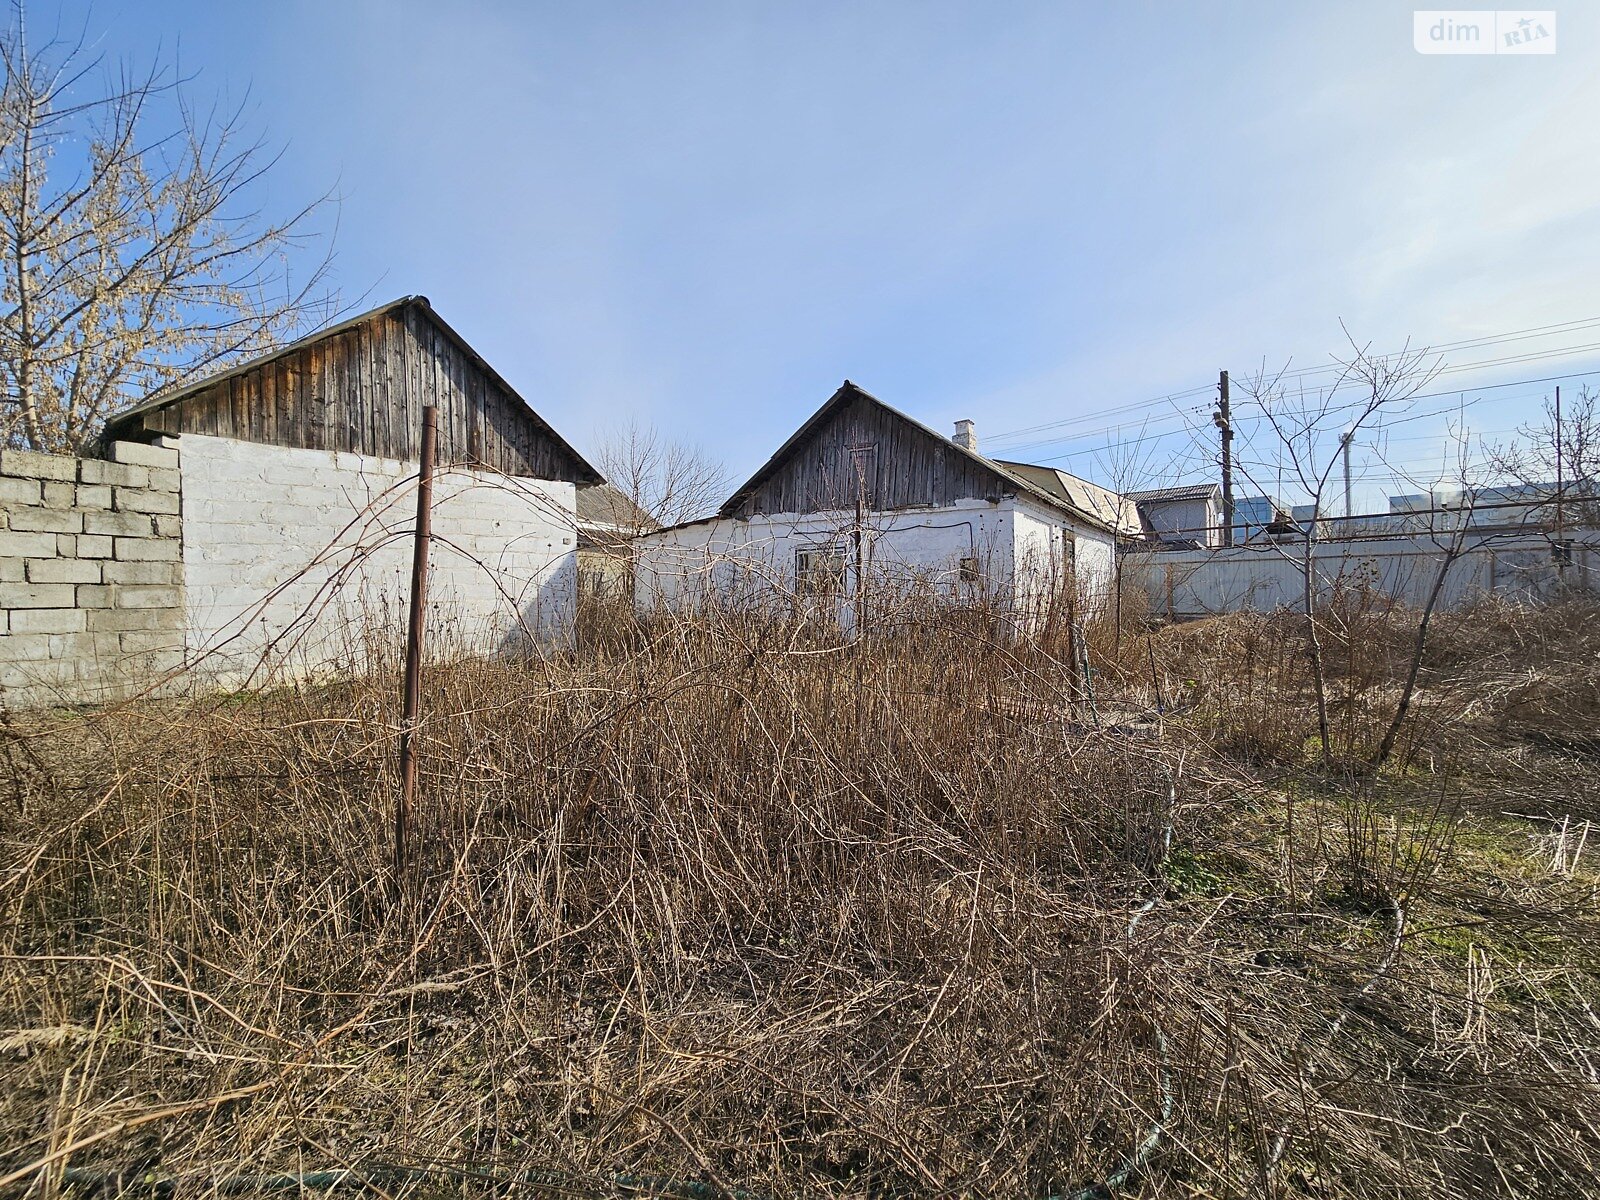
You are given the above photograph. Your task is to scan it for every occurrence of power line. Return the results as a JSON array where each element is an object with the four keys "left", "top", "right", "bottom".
[
  {"left": 985, "top": 387, "right": 1214, "bottom": 446},
  {"left": 999, "top": 364, "right": 1600, "bottom": 462},
  {"left": 1211, "top": 319, "right": 1600, "bottom": 398},
  {"left": 984, "top": 315, "right": 1600, "bottom": 447}
]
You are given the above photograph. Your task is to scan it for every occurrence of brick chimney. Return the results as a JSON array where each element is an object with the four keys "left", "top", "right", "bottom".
[{"left": 953, "top": 419, "right": 977, "bottom": 453}]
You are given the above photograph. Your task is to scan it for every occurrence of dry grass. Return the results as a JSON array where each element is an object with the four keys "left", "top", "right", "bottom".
[{"left": 2, "top": 592, "right": 1599, "bottom": 1198}]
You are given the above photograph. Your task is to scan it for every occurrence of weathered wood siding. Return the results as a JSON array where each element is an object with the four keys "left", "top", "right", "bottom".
[
  {"left": 125, "top": 304, "right": 591, "bottom": 481},
  {"left": 726, "top": 391, "right": 1012, "bottom": 518}
]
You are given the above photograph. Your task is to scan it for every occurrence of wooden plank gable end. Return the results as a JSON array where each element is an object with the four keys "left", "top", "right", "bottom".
[
  {"left": 103, "top": 299, "right": 599, "bottom": 483},
  {"left": 728, "top": 386, "right": 1019, "bottom": 519}
]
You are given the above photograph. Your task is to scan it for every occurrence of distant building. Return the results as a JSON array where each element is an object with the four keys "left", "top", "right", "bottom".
[
  {"left": 1232, "top": 495, "right": 1294, "bottom": 543},
  {"left": 991, "top": 460, "right": 1144, "bottom": 536},
  {"left": 576, "top": 484, "right": 657, "bottom": 600},
  {"left": 1126, "top": 483, "right": 1222, "bottom": 548},
  {"left": 1389, "top": 483, "right": 1559, "bottom": 537}
]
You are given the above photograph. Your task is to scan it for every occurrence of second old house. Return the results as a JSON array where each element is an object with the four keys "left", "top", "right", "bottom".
[{"left": 632, "top": 382, "right": 1118, "bottom": 632}]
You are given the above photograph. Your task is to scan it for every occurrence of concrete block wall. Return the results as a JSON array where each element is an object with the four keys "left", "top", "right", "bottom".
[
  {"left": 0, "top": 441, "right": 184, "bottom": 708},
  {"left": 178, "top": 435, "right": 578, "bottom": 684}
]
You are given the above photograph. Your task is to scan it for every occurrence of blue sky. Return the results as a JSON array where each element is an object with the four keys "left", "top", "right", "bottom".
[{"left": 59, "top": 1, "right": 1600, "bottom": 508}]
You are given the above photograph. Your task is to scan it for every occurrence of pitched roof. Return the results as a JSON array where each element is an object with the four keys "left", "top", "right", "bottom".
[
  {"left": 103, "top": 296, "right": 602, "bottom": 483},
  {"left": 992, "top": 460, "right": 1143, "bottom": 534},
  {"left": 718, "top": 382, "right": 1117, "bottom": 533},
  {"left": 576, "top": 483, "right": 657, "bottom": 532},
  {"left": 1127, "top": 483, "right": 1222, "bottom": 503}
]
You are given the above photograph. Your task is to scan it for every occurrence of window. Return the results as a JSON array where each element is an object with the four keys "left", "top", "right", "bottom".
[
  {"left": 796, "top": 547, "right": 847, "bottom": 596},
  {"left": 958, "top": 556, "right": 981, "bottom": 584}
]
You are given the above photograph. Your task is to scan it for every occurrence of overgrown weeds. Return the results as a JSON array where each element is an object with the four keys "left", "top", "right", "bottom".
[{"left": 1, "top": 594, "right": 1598, "bottom": 1198}]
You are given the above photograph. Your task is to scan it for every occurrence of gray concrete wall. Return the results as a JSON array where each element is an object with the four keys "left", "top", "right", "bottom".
[
  {"left": 3, "top": 431, "right": 582, "bottom": 707},
  {"left": 1133, "top": 534, "right": 1600, "bottom": 620},
  {"left": 0, "top": 441, "right": 184, "bottom": 708}
]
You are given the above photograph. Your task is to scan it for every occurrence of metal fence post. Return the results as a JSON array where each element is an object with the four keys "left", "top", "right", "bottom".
[{"left": 394, "top": 404, "right": 438, "bottom": 893}]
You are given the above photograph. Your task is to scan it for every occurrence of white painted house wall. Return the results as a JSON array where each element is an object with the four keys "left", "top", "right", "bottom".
[
  {"left": 635, "top": 495, "right": 1113, "bottom": 631},
  {"left": 177, "top": 435, "right": 577, "bottom": 682},
  {"left": 1012, "top": 496, "right": 1116, "bottom": 605}
]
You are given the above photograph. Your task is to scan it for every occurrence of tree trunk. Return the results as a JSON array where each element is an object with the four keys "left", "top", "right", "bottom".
[
  {"left": 1302, "top": 528, "right": 1332, "bottom": 766},
  {"left": 1370, "top": 534, "right": 1464, "bottom": 771},
  {"left": 12, "top": 111, "right": 41, "bottom": 448}
]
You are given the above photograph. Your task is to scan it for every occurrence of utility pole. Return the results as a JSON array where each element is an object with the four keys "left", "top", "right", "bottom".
[
  {"left": 1214, "top": 370, "right": 1234, "bottom": 547},
  {"left": 1341, "top": 428, "right": 1354, "bottom": 520}
]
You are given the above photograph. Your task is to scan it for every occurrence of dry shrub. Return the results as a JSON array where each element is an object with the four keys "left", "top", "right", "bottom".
[
  {"left": 2, "top": 594, "right": 1599, "bottom": 1199},
  {"left": 1, "top": 614, "right": 1178, "bottom": 1199},
  {"left": 1427, "top": 594, "right": 1600, "bottom": 747},
  {"left": 1154, "top": 611, "right": 1320, "bottom": 766}
]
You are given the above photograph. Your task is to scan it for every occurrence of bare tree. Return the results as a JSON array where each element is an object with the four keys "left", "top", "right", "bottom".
[
  {"left": 592, "top": 419, "right": 733, "bottom": 531},
  {"left": 1091, "top": 417, "right": 1168, "bottom": 648},
  {"left": 1494, "top": 384, "right": 1600, "bottom": 535},
  {"left": 1236, "top": 329, "right": 1442, "bottom": 766},
  {"left": 1369, "top": 427, "right": 1485, "bottom": 771},
  {"left": 0, "top": 3, "right": 337, "bottom": 453}
]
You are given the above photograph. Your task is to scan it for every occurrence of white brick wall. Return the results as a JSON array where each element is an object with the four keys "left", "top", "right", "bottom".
[
  {"left": 177, "top": 435, "right": 578, "bottom": 683},
  {"left": 0, "top": 441, "right": 185, "bottom": 708}
]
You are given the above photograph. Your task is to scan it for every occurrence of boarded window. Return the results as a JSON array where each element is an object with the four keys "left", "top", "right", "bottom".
[{"left": 796, "top": 547, "right": 847, "bottom": 596}]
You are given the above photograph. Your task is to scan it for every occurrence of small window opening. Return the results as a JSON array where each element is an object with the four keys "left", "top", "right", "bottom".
[{"left": 797, "top": 547, "right": 848, "bottom": 596}]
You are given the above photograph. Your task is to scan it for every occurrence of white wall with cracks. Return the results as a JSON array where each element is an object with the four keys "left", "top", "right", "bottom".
[{"left": 177, "top": 435, "right": 578, "bottom": 684}]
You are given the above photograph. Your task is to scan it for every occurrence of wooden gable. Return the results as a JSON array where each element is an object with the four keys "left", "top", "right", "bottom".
[
  {"left": 721, "top": 384, "right": 1022, "bottom": 519},
  {"left": 105, "top": 298, "right": 600, "bottom": 483}
]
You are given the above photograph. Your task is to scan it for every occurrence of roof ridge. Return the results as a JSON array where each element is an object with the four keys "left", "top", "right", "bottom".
[{"left": 717, "top": 383, "right": 1117, "bottom": 533}]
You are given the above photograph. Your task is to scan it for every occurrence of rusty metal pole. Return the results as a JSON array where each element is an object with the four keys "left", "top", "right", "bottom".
[{"left": 395, "top": 404, "right": 438, "bottom": 892}]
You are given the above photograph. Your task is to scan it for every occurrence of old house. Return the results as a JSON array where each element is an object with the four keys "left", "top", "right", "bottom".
[
  {"left": 102, "top": 295, "right": 601, "bottom": 682},
  {"left": 633, "top": 382, "right": 1118, "bottom": 628},
  {"left": 576, "top": 484, "right": 658, "bottom": 599},
  {"left": 1127, "top": 483, "right": 1223, "bottom": 547}
]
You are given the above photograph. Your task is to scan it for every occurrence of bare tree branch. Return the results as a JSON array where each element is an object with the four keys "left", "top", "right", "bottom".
[
  {"left": 592, "top": 420, "right": 732, "bottom": 532},
  {"left": 0, "top": 1, "right": 340, "bottom": 452}
]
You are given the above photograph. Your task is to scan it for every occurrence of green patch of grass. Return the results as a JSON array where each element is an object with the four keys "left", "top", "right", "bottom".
[{"left": 1163, "top": 848, "right": 1227, "bottom": 897}]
